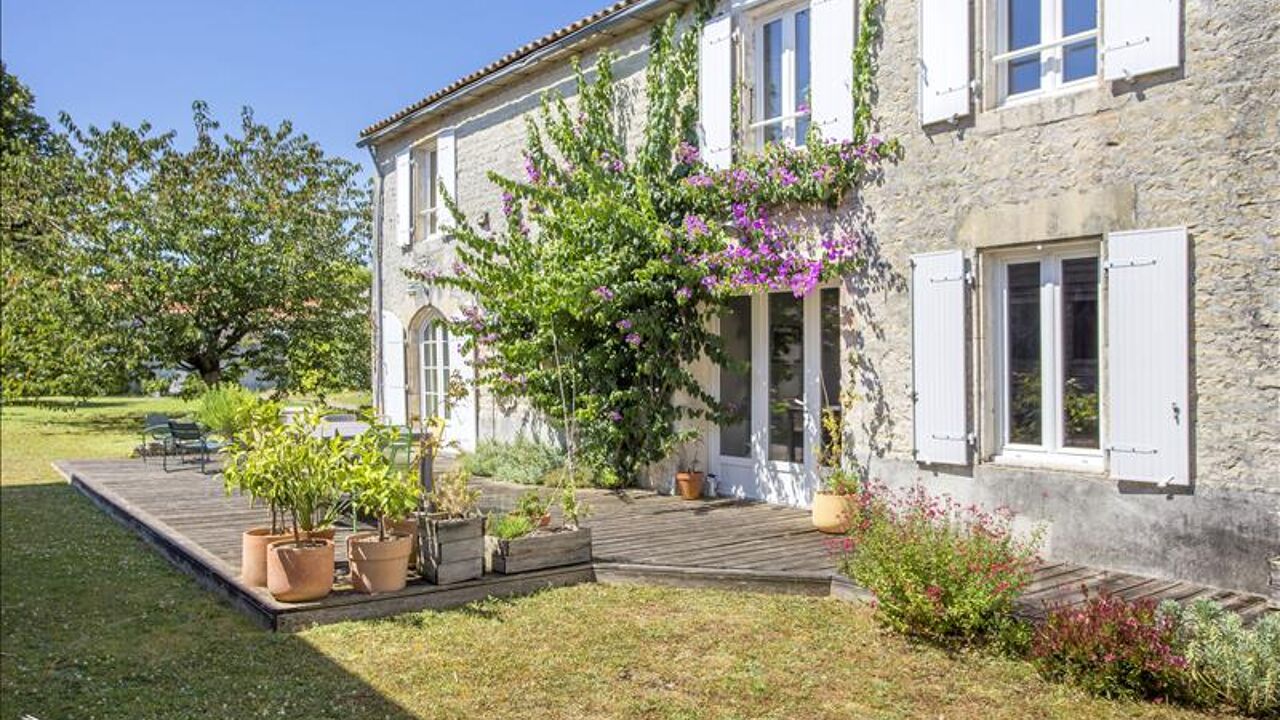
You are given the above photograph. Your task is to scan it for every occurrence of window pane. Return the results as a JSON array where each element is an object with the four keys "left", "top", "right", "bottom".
[
  {"left": 1007, "top": 262, "right": 1042, "bottom": 445},
  {"left": 719, "top": 296, "right": 753, "bottom": 458},
  {"left": 819, "top": 288, "right": 841, "bottom": 464},
  {"left": 1062, "top": 257, "right": 1099, "bottom": 448},
  {"left": 768, "top": 292, "right": 805, "bottom": 463},
  {"left": 1006, "top": 0, "right": 1041, "bottom": 95},
  {"left": 1063, "top": 40, "right": 1097, "bottom": 82},
  {"left": 1062, "top": 0, "right": 1096, "bottom": 35},
  {"left": 794, "top": 9, "right": 811, "bottom": 145},
  {"left": 762, "top": 19, "right": 783, "bottom": 144}
]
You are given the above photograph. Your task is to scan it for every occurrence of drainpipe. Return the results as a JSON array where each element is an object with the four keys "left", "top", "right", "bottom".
[{"left": 367, "top": 146, "right": 385, "bottom": 418}]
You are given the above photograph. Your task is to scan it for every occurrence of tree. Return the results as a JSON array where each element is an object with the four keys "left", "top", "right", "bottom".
[{"left": 2, "top": 85, "right": 371, "bottom": 398}]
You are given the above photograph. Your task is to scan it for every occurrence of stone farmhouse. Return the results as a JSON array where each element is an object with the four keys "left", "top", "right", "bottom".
[{"left": 358, "top": 0, "right": 1279, "bottom": 593}]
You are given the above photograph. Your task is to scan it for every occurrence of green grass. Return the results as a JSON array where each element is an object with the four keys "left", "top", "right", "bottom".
[{"left": 0, "top": 397, "right": 1237, "bottom": 719}]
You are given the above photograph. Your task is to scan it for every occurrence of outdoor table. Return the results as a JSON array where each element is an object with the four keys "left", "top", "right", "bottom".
[{"left": 315, "top": 420, "right": 370, "bottom": 439}]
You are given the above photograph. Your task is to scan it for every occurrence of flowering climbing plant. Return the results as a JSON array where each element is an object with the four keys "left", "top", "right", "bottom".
[{"left": 412, "top": 0, "right": 896, "bottom": 484}]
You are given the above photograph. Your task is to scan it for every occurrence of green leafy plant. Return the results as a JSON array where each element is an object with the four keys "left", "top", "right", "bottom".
[
  {"left": 194, "top": 384, "right": 259, "bottom": 439},
  {"left": 489, "top": 512, "right": 535, "bottom": 541},
  {"left": 839, "top": 484, "right": 1041, "bottom": 643},
  {"left": 347, "top": 423, "right": 422, "bottom": 541},
  {"left": 822, "top": 468, "right": 862, "bottom": 496},
  {"left": 513, "top": 490, "right": 550, "bottom": 525},
  {"left": 1160, "top": 599, "right": 1280, "bottom": 716},
  {"left": 558, "top": 484, "right": 591, "bottom": 531},
  {"left": 460, "top": 438, "right": 564, "bottom": 485},
  {"left": 1032, "top": 591, "right": 1187, "bottom": 702},
  {"left": 425, "top": 470, "right": 480, "bottom": 519}
]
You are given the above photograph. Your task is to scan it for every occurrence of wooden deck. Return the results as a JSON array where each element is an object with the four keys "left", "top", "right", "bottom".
[{"left": 57, "top": 458, "right": 1274, "bottom": 631}]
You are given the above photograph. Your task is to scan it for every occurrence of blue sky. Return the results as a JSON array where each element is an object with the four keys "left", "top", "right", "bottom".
[{"left": 1, "top": 1, "right": 609, "bottom": 173}]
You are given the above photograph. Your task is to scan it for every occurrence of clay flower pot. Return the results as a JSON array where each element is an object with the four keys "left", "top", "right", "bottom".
[
  {"left": 537, "top": 513, "right": 552, "bottom": 528},
  {"left": 675, "top": 471, "right": 705, "bottom": 500},
  {"left": 266, "top": 538, "right": 335, "bottom": 602},
  {"left": 387, "top": 517, "right": 420, "bottom": 569},
  {"left": 241, "top": 527, "right": 294, "bottom": 587},
  {"left": 811, "top": 492, "right": 855, "bottom": 534},
  {"left": 347, "top": 531, "right": 414, "bottom": 594}
]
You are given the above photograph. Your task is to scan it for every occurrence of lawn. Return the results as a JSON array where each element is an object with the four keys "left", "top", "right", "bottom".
[{"left": 0, "top": 398, "right": 1237, "bottom": 719}]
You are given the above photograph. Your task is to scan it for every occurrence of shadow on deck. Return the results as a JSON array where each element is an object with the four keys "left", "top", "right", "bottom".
[{"left": 56, "top": 459, "right": 1274, "bottom": 631}]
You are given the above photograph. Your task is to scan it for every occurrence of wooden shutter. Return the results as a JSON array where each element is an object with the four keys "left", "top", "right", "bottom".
[
  {"left": 699, "top": 11, "right": 733, "bottom": 169},
  {"left": 918, "top": 0, "right": 970, "bottom": 125},
  {"left": 809, "top": 0, "right": 855, "bottom": 142},
  {"left": 381, "top": 310, "right": 408, "bottom": 426},
  {"left": 1103, "top": 0, "right": 1180, "bottom": 81},
  {"left": 436, "top": 129, "right": 457, "bottom": 231},
  {"left": 911, "top": 250, "right": 969, "bottom": 465},
  {"left": 394, "top": 149, "right": 412, "bottom": 247},
  {"left": 1106, "top": 227, "right": 1190, "bottom": 487}
]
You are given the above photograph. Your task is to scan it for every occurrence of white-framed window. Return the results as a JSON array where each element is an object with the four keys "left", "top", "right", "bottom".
[
  {"left": 986, "top": 241, "right": 1102, "bottom": 470},
  {"left": 412, "top": 146, "right": 439, "bottom": 243},
  {"left": 994, "top": 0, "right": 1099, "bottom": 105},
  {"left": 749, "top": 3, "right": 811, "bottom": 148},
  {"left": 418, "top": 318, "right": 450, "bottom": 420}
]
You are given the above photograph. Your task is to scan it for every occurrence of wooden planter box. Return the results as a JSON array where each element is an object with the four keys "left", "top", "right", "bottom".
[
  {"left": 486, "top": 527, "right": 592, "bottom": 575},
  {"left": 418, "top": 514, "right": 484, "bottom": 585}
]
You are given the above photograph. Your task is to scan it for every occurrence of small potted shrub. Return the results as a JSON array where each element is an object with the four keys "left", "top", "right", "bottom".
[
  {"left": 812, "top": 468, "right": 862, "bottom": 534},
  {"left": 514, "top": 489, "right": 552, "bottom": 528},
  {"left": 222, "top": 408, "right": 293, "bottom": 587},
  {"left": 419, "top": 471, "right": 484, "bottom": 584},
  {"left": 486, "top": 484, "right": 592, "bottom": 574},
  {"left": 673, "top": 435, "right": 705, "bottom": 500},
  {"left": 346, "top": 430, "right": 421, "bottom": 594}
]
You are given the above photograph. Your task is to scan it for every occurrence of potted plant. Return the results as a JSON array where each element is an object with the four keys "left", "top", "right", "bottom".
[
  {"left": 514, "top": 490, "right": 552, "bottom": 528},
  {"left": 419, "top": 470, "right": 485, "bottom": 584},
  {"left": 262, "top": 411, "right": 347, "bottom": 602},
  {"left": 222, "top": 411, "right": 291, "bottom": 587},
  {"left": 486, "top": 483, "right": 592, "bottom": 574},
  {"left": 674, "top": 435, "right": 705, "bottom": 500},
  {"left": 345, "top": 426, "right": 422, "bottom": 594},
  {"left": 812, "top": 407, "right": 861, "bottom": 534}
]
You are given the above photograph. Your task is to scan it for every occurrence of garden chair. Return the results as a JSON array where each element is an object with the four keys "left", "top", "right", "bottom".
[
  {"left": 141, "top": 413, "right": 171, "bottom": 462},
  {"left": 163, "top": 421, "right": 224, "bottom": 473}
]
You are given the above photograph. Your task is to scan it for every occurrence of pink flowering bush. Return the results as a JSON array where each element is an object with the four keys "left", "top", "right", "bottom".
[
  {"left": 1032, "top": 592, "right": 1189, "bottom": 701},
  {"left": 838, "top": 484, "right": 1041, "bottom": 643}
]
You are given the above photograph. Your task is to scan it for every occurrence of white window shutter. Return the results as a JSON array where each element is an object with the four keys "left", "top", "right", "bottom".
[
  {"left": 381, "top": 310, "right": 408, "bottom": 426},
  {"left": 809, "top": 0, "right": 855, "bottom": 142},
  {"left": 911, "top": 250, "right": 969, "bottom": 465},
  {"left": 918, "top": 0, "right": 971, "bottom": 125},
  {"left": 698, "top": 12, "right": 733, "bottom": 169},
  {"left": 1103, "top": 0, "right": 1180, "bottom": 81},
  {"left": 1106, "top": 227, "right": 1189, "bottom": 487},
  {"left": 394, "top": 149, "right": 412, "bottom": 247},
  {"left": 436, "top": 129, "right": 457, "bottom": 230}
]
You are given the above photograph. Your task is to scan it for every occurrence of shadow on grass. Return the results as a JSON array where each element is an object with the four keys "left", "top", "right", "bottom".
[{"left": 0, "top": 483, "right": 418, "bottom": 720}]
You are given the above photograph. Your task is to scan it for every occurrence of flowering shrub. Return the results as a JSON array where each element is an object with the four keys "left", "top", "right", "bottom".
[
  {"left": 1160, "top": 599, "right": 1280, "bottom": 716},
  {"left": 838, "top": 485, "right": 1041, "bottom": 643},
  {"left": 1031, "top": 592, "right": 1187, "bottom": 701},
  {"left": 416, "top": 1, "right": 895, "bottom": 484}
]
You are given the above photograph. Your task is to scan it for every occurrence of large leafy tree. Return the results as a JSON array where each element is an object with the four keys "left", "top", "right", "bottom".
[{"left": 1, "top": 73, "right": 370, "bottom": 397}]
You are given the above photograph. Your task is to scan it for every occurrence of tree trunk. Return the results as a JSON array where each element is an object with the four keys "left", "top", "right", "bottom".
[{"left": 186, "top": 354, "right": 223, "bottom": 386}]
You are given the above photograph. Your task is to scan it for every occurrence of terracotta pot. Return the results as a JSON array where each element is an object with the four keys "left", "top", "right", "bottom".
[
  {"left": 266, "top": 538, "right": 335, "bottom": 602},
  {"left": 388, "top": 517, "right": 420, "bottom": 569},
  {"left": 537, "top": 513, "right": 552, "bottom": 528},
  {"left": 347, "top": 531, "right": 413, "bottom": 594},
  {"left": 675, "top": 471, "right": 705, "bottom": 500},
  {"left": 241, "top": 527, "right": 294, "bottom": 587},
  {"left": 811, "top": 492, "right": 855, "bottom": 534}
]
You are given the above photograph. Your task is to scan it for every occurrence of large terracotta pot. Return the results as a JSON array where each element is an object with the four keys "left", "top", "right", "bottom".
[
  {"left": 387, "top": 517, "right": 420, "bottom": 569},
  {"left": 241, "top": 528, "right": 294, "bottom": 587},
  {"left": 675, "top": 471, "right": 705, "bottom": 500},
  {"left": 811, "top": 492, "right": 855, "bottom": 534},
  {"left": 266, "top": 538, "right": 335, "bottom": 602},
  {"left": 347, "top": 531, "right": 414, "bottom": 594}
]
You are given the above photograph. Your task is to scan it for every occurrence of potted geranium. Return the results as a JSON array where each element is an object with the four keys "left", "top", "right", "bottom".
[{"left": 419, "top": 470, "right": 485, "bottom": 584}]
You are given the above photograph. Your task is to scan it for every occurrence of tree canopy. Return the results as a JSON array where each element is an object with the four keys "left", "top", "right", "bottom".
[{"left": 1, "top": 66, "right": 370, "bottom": 398}]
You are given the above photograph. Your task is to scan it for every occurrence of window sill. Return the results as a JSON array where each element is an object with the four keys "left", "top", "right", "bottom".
[
  {"left": 988, "top": 450, "right": 1104, "bottom": 474},
  {"left": 975, "top": 82, "right": 1110, "bottom": 135}
]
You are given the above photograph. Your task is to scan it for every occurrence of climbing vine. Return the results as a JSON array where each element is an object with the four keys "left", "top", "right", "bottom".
[{"left": 413, "top": 0, "right": 895, "bottom": 485}]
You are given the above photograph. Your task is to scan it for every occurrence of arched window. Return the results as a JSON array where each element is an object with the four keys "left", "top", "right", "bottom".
[{"left": 419, "top": 318, "right": 451, "bottom": 421}]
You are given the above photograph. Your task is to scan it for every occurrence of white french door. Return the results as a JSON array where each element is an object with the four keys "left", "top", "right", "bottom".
[
  {"left": 710, "top": 287, "right": 842, "bottom": 507},
  {"left": 418, "top": 319, "right": 477, "bottom": 452}
]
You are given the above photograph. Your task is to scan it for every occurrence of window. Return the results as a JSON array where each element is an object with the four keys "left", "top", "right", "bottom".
[
  {"left": 751, "top": 5, "right": 811, "bottom": 148},
  {"left": 719, "top": 296, "right": 753, "bottom": 458},
  {"left": 988, "top": 244, "right": 1101, "bottom": 469},
  {"left": 819, "top": 287, "right": 842, "bottom": 462},
  {"left": 995, "top": 0, "right": 1098, "bottom": 103},
  {"left": 419, "top": 319, "right": 450, "bottom": 420},
  {"left": 768, "top": 292, "right": 805, "bottom": 462},
  {"left": 412, "top": 146, "right": 439, "bottom": 242}
]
